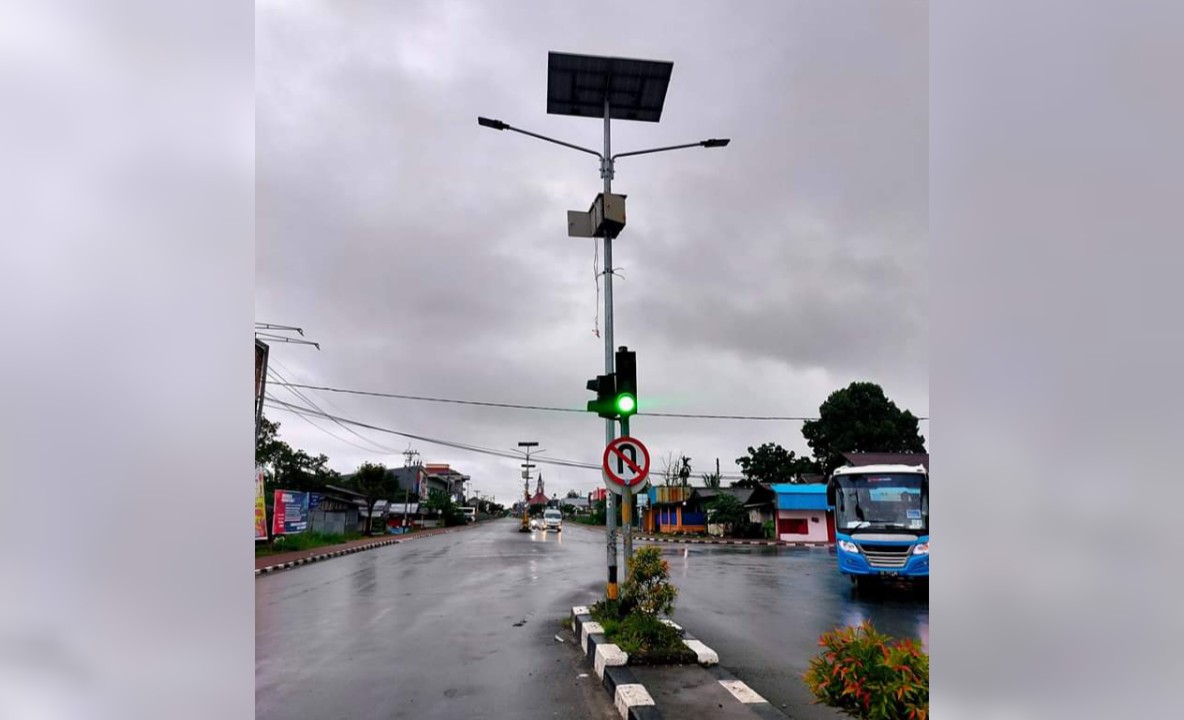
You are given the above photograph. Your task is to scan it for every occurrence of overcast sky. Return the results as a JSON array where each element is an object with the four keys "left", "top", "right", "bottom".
[{"left": 256, "top": 0, "right": 927, "bottom": 505}]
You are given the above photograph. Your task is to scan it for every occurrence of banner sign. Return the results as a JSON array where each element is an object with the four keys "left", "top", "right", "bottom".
[
  {"left": 272, "top": 490, "right": 310, "bottom": 535},
  {"left": 255, "top": 467, "right": 268, "bottom": 541},
  {"left": 308, "top": 492, "right": 324, "bottom": 511}
]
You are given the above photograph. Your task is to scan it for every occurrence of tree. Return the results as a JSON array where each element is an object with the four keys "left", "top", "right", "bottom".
[
  {"left": 659, "top": 452, "right": 679, "bottom": 486},
  {"left": 701, "top": 458, "right": 722, "bottom": 488},
  {"left": 256, "top": 415, "right": 341, "bottom": 531},
  {"left": 426, "top": 489, "right": 465, "bottom": 527},
  {"left": 348, "top": 462, "right": 394, "bottom": 535},
  {"left": 706, "top": 493, "right": 748, "bottom": 536},
  {"left": 565, "top": 489, "right": 580, "bottom": 499},
  {"left": 801, "top": 382, "right": 927, "bottom": 475},
  {"left": 255, "top": 416, "right": 286, "bottom": 468},
  {"left": 733, "top": 442, "right": 820, "bottom": 487}
]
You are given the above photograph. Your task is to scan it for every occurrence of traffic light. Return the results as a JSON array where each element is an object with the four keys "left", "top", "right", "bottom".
[
  {"left": 586, "top": 373, "right": 617, "bottom": 419},
  {"left": 615, "top": 346, "right": 637, "bottom": 418}
]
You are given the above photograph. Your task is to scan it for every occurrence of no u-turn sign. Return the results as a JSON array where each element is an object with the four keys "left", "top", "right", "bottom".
[{"left": 602, "top": 436, "right": 650, "bottom": 493}]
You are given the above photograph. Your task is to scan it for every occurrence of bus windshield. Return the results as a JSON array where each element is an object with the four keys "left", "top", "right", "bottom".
[{"left": 833, "top": 473, "right": 927, "bottom": 534}]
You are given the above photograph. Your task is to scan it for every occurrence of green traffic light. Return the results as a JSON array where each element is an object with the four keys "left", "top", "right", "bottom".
[{"left": 616, "top": 394, "right": 636, "bottom": 415}]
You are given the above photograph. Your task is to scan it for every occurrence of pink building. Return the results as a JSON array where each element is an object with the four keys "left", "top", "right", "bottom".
[{"left": 772, "top": 483, "right": 834, "bottom": 544}]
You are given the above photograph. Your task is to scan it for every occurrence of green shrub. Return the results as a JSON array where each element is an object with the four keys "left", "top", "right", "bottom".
[
  {"left": 803, "top": 621, "right": 928, "bottom": 720},
  {"left": 587, "top": 548, "right": 691, "bottom": 665},
  {"left": 611, "top": 614, "right": 696, "bottom": 664},
  {"left": 257, "top": 531, "right": 361, "bottom": 556},
  {"left": 621, "top": 546, "right": 677, "bottom": 617},
  {"left": 590, "top": 598, "right": 624, "bottom": 623}
]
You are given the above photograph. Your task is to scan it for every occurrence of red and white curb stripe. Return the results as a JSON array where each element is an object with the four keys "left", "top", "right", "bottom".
[
  {"left": 255, "top": 538, "right": 402, "bottom": 575},
  {"left": 636, "top": 535, "right": 829, "bottom": 548},
  {"left": 254, "top": 527, "right": 470, "bottom": 576}
]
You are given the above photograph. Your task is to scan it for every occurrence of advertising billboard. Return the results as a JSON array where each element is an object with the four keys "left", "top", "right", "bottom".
[
  {"left": 272, "top": 490, "right": 310, "bottom": 536},
  {"left": 255, "top": 467, "right": 268, "bottom": 541}
]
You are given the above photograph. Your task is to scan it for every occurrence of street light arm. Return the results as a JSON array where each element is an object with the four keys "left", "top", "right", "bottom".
[
  {"left": 505, "top": 125, "right": 603, "bottom": 159},
  {"left": 478, "top": 116, "right": 603, "bottom": 159},
  {"left": 611, "top": 138, "right": 731, "bottom": 161}
]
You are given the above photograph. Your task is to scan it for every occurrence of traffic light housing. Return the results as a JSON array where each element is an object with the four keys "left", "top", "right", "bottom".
[
  {"left": 615, "top": 347, "right": 637, "bottom": 417},
  {"left": 586, "top": 374, "right": 617, "bottom": 419}
]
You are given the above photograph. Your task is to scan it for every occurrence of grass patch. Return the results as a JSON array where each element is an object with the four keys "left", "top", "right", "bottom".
[
  {"left": 255, "top": 531, "right": 362, "bottom": 557},
  {"left": 560, "top": 617, "right": 573, "bottom": 631},
  {"left": 569, "top": 516, "right": 603, "bottom": 526}
]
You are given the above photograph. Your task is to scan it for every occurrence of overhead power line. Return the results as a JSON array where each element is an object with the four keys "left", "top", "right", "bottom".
[
  {"left": 270, "top": 382, "right": 931, "bottom": 422},
  {"left": 266, "top": 364, "right": 400, "bottom": 455},
  {"left": 264, "top": 392, "right": 391, "bottom": 455},
  {"left": 264, "top": 397, "right": 607, "bottom": 471},
  {"left": 265, "top": 395, "right": 755, "bottom": 480}
]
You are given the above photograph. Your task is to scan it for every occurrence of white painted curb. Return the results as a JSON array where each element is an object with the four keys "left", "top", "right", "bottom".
[
  {"left": 581, "top": 621, "right": 604, "bottom": 654},
  {"left": 614, "top": 683, "right": 655, "bottom": 719},
  {"left": 719, "top": 678, "right": 767, "bottom": 704},
  {"left": 684, "top": 639, "right": 719, "bottom": 667},
  {"left": 594, "top": 643, "right": 628, "bottom": 679}
]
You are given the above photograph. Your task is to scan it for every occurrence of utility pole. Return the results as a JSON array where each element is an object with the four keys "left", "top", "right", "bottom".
[{"left": 402, "top": 447, "right": 420, "bottom": 531}]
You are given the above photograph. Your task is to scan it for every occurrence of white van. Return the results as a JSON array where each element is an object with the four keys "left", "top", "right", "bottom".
[{"left": 543, "top": 508, "right": 563, "bottom": 532}]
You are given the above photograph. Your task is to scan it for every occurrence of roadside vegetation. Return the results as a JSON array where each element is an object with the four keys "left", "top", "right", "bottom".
[
  {"left": 255, "top": 531, "right": 362, "bottom": 557},
  {"left": 804, "top": 620, "right": 929, "bottom": 720},
  {"left": 589, "top": 546, "right": 696, "bottom": 665}
]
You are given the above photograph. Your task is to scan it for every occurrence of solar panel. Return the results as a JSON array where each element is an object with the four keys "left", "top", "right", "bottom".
[{"left": 547, "top": 52, "right": 674, "bottom": 123}]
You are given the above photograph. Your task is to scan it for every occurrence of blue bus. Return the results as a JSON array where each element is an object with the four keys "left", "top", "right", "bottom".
[{"left": 828, "top": 464, "right": 928, "bottom": 590}]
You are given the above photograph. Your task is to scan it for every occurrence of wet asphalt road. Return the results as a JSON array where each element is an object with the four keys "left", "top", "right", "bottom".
[
  {"left": 256, "top": 519, "right": 617, "bottom": 720},
  {"left": 655, "top": 536, "right": 928, "bottom": 719},
  {"left": 257, "top": 519, "right": 927, "bottom": 720}
]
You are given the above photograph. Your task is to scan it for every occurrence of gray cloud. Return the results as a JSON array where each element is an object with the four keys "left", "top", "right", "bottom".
[{"left": 256, "top": 0, "right": 928, "bottom": 504}]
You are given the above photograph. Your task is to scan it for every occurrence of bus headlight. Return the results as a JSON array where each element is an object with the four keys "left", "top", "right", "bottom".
[
  {"left": 912, "top": 542, "right": 929, "bottom": 555},
  {"left": 838, "top": 540, "right": 860, "bottom": 553}
]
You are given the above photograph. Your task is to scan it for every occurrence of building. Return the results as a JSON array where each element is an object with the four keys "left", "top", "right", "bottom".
[
  {"left": 386, "top": 502, "right": 421, "bottom": 532},
  {"left": 384, "top": 465, "right": 427, "bottom": 500},
  {"left": 689, "top": 486, "right": 777, "bottom": 536},
  {"left": 562, "top": 496, "right": 591, "bottom": 514},
  {"left": 311, "top": 485, "right": 366, "bottom": 535},
  {"left": 423, "top": 463, "right": 471, "bottom": 504},
  {"left": 771, "top": 483, "right": 834, "bottom": 544},
  {"left": 642, "top": 485, "right": 701, "bottom": 534}
]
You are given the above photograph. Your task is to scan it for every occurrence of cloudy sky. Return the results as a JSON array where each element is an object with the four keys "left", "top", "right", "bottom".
[{"left": 256, "top": 0, "right": 927, "bottom": 505}]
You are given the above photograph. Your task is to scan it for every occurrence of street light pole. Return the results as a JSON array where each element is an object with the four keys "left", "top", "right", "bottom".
[
  {"left": 518, "top": 441, "right": 539, "bottom": 532},
  {"left": 600, "top": 94, "right": 622, "bottom": 598},
  {"left": 478, "top": 52, "right": 730, "bottom": 602}
]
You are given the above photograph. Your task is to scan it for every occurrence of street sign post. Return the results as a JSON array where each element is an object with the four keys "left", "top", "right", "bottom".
[{"left": 602, "top": 436, "right": 650, "bottom": 493}]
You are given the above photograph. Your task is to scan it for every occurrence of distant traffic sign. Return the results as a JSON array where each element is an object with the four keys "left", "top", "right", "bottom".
[{"left": 603, "top": 436, "right": 651, "bottom": 492}]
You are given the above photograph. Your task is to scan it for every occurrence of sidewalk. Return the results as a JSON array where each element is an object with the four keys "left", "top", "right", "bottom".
[{"left": 254, "top": 525, "right": 467, "bottom": 573}]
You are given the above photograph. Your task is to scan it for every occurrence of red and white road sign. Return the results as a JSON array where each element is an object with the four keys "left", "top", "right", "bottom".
[{"left": 603, "top": 436, "right": 651, "bottom": 490}]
